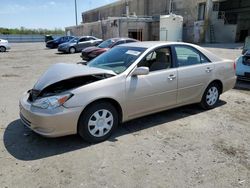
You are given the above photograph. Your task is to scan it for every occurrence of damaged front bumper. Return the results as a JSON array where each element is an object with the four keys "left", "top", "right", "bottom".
[{"left": 19, "top": 92, "right": 83, "bottom": 137}]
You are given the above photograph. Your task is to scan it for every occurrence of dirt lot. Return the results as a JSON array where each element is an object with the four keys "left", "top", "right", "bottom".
[{"left": 0, "top": 43, "right": 249, "bottom": 188}]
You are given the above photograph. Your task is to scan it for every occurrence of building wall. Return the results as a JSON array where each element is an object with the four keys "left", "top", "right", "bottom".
[
  {"left": 67, "top": 0, "right": 249, "bottom": 43},
  {"left": 82, "top": 0, "right": 171, "bottom": 23}
]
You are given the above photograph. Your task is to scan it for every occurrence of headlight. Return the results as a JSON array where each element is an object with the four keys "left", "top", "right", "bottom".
[{"left": 32, "top": 93, "right": 73, "bottom": 109}]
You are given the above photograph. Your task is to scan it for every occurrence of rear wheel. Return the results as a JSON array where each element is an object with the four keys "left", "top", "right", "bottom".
[
  {"left": 78, "top": 102, "right": 118, "bottom": 143},
  {"left": 69, "top": 47, "right": 76, "bottom": 54},
  {"left": 200, "top": 83, "right": 220, "bottom": 109},
  {"left": 0, "top": 46, "right": 6, "bottom": 52}
]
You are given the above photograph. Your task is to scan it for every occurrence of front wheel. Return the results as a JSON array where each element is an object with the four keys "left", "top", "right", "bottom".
[
  {"left": 0, "top": 46, "right": 6, "bottom": 52},
  {"left": 69, "top": 47, "right": 76, "bottom": 54},
  {"left": 78, "top": 102, "right": 118, "bottom": 143},
  {"left": 200, "top": 83, "right": 220, "bottom": 109}
]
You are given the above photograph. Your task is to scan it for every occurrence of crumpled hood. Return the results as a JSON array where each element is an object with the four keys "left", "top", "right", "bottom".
[{"left": 33, "top": 63, "right": 116, "bottom": 90}]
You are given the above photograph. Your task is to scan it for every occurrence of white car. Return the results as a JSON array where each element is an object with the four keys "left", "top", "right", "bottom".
[{"left": 0, "top": 39, "right": 11, "bottom": 52}]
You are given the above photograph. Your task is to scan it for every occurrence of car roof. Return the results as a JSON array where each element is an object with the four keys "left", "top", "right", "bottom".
[
  {"left": 120, "top": 41, "right": 194, "bottom": 48},
  {"left": 107, "top": 37, "right": 137, "bottom": 42},
  {"left": 120, "top": 41, "right": 222, "bottom": 62}
]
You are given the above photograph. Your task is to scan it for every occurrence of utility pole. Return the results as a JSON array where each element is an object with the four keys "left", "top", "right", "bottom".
[
  {"left": 75, "top": 0, "right": 78, "bottom": 26},
  {"left": 204, "top": 0, "right": 213, "bottom": 42},
  {"left": 169, "top": 0, "right": 172, "bottom": 14}
]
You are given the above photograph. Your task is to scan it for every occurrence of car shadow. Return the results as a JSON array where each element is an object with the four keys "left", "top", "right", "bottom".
[
  {"left": 54, "top": 52, "right": 68, "bottom": 55},
  {"left": 4, "top": 101, "right": 226, "bottom": 161},
  {"left": 234, "top": 80, "right": 250, "bottom": 91},
  {"left": 55, "top": 52, "right": 80, "bottom": 55}
]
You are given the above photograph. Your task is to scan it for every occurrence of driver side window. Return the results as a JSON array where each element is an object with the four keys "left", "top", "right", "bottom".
[
  {"left": 138, "top": 47, "right": 172, "bottom": 72},
  {"left": 79, "top": 38, "right": 87, "bottom": 42}
]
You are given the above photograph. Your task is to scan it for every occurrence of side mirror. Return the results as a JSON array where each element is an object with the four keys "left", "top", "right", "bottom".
[{"left": 132, "top": 67, "right": 149, "bottom": 76}]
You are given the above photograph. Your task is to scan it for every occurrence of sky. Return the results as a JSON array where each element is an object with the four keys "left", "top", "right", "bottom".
[{"left": 0, "top": 0, "right": 119, "bottom": 29}]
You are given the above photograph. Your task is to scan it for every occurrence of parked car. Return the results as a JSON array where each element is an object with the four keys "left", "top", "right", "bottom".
[
  {"left": 58, "top": 36, "right": 102, "bottom": 54},
  {"left": 46, "top": 36, "right": 75, "bottom": 49},
  {"left": 0, "top": 39, "right": 11, "bottom": 52},
  {"left": 236, "top": 50, "right": 250, "bottom": 81},
  {"left": 45, "top": 35, "right": 53, "bottom": 43},
  {"left": 242, "top": 36, "right": 250, "bottom": 54},
  {"left": 19, "top": 42, "right": 236, "bottom": 143},
  {"left": 81, "top": 37, "right": 138, "bottom": 61}
]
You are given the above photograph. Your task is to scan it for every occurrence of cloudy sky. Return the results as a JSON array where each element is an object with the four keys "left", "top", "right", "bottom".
[{"left": 0, "top": 0, "right": 118, "bottom": 29}]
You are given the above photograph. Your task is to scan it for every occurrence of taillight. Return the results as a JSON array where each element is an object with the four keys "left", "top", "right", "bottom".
[{"left": 233, "top": 61, "right": 236, "bottom": 71}]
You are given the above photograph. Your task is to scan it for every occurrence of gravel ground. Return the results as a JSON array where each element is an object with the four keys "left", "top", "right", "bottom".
[{"left": 0, "top": 43, "right": 249, "bottom": 188}]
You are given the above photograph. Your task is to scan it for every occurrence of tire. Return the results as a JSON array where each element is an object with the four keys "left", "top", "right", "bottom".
[
  {"left": 0, "top": 46, "right": 6, "bottom": 52},
  {"left": 200, "top": 82, "right": 220, "bottom": 110},
  {"left": 78, "top": 102, "right": 118, "bottom": 143},
  {"left": 69, "top": 47, "right": 76, "bottom": 54}
]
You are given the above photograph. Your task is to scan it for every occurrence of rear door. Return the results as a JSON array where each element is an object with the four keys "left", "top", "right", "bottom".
[
  {"left": 173, "top": 45, "right": 214, "bottom": 104},
  {"left": 77, "top": 37, "right": 91, "bottom": 51}
]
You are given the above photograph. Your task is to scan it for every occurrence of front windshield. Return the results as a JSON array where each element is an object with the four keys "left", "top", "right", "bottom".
[
  {"left": 98, "top": 39, "right": 115, "bottom": 48},
  {"left": 88, "top": 46, "right": 146, "bottom": 74}
]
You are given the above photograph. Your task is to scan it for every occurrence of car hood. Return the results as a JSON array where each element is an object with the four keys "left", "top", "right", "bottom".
[
  {"left": 83, "top": 46, "right": 102, "bottom": 53},
  {"left": 33, "top": 63, "right": 116, "bottom": 90},
  {"left": 0, "top": 39, "right": 8, "bottom": 43}
]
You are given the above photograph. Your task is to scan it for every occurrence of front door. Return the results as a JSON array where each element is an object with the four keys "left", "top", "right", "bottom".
[
  {"left": 77, "top": 38, "right": 91, "bottom": 51},
  {"left": 125, "top": 46, "right": 178, "bottom": 118}
]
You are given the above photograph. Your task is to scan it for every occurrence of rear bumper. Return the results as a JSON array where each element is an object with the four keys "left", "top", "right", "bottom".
[
  {"left": 19, "top": 93, "right": 83, "bottom": 137},
  {"left": 5, "top": 45, "right": 11, "bottom": 50}
]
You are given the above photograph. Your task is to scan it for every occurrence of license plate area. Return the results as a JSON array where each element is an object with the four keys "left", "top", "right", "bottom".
[{"left": 245, "top": 72, "right": 250, "bottom": 78}]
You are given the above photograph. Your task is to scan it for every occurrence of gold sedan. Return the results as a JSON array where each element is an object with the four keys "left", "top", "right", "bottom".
[{"left": 20, "top": 42, "right": 236, "bottom": 143}]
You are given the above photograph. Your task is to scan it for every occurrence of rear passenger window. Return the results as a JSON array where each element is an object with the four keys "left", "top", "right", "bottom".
[
  {"left": 114, "top": 40, "right": 125, "bottom": 46},
  {"left": 126, "top": 40, "right": 136, "bottom": 43},
  {"left": 175, "top": 46, "right": 210, "bottom": 67},
  {"left": 79, "top": 38, "right": 87, "bottom": 42}
]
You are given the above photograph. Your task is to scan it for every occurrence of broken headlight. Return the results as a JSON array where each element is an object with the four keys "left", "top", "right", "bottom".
[{"left": 32, "top": 93, "right": 73, "bottom": 109}]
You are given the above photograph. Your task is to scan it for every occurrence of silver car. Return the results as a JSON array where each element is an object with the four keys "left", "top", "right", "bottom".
[
  {"left": 19, "top": 42, "right": 236, "bottom": 143},
  {"left": 58, "top": 36, "right": 102, "bottom": 54}
]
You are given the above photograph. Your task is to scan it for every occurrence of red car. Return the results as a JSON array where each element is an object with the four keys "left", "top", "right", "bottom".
[{"left": 81, "top": 38, "right": 138, "bottom": 61}]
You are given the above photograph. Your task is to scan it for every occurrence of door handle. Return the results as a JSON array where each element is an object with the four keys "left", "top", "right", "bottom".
[
  {"left": 168, "top": 74, "right": 176, "bottom": 81},
  {"left": 205, "top": 67, "right": 213, "bottom": 73}
]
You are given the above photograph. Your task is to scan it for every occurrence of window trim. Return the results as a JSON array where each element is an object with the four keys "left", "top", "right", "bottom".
[{"left": 172, "top": 44, "right": 211, "bottom": 68}]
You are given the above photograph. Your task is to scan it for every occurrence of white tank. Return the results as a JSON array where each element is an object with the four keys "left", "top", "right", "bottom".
[{"left": 160, "top": 14, "right": 183, "bottom": 42}]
